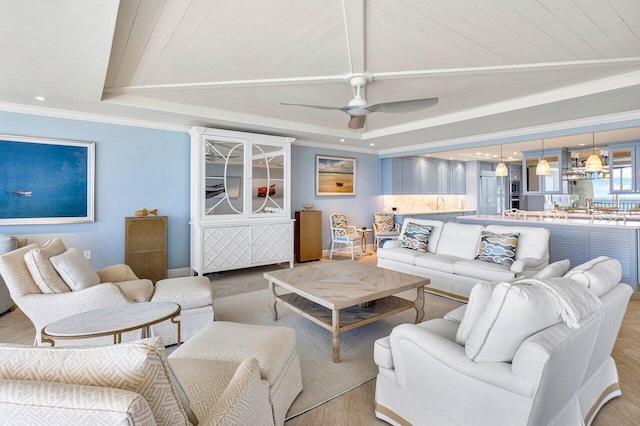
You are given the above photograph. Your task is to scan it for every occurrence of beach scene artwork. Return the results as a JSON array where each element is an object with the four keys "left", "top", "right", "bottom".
[
  {"left": 316, "top": 155, "right": 356, "bottom": 196},
  {"left": 0, "top": 136, "right": 94, "bottom": 224}
]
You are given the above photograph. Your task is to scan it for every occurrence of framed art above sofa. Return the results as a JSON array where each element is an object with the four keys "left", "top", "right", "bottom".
[{"left": 0, "top": 134, "right": 95, "bottom": 225}]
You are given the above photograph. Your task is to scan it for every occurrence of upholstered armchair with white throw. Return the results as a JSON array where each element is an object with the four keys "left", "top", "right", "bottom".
[
  {"left": 0, "top": 238, "right": 214, "bottom": 346},
  {"left": 372, "top": 212, "right": 400, "bottom": 251},
  {"left": 329, "top": 213, "right": 363, "bottom": 260},
  {"left": 374, "top": 257, "right": 632, "bottom": 425}
]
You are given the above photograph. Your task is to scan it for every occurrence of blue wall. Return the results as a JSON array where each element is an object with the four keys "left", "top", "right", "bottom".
[
  {"left": 291, "top": 145, "right": 383, "bottom": 250},
  {"left": 0, "top": 111, "right": 191, "bottom": 270}
]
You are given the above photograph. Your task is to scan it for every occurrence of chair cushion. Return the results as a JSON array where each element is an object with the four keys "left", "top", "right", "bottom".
[
  {"left": 476, "top": 231, "right": 519, "bottom": 267},
  {"left": 465, "top": 282, "right": 561, "bottom": 363},
  {"left": 484, "top": 225, "right": 550, "bottom": 261},
  {"left": 374, "top": 213, "right": 396, "bottom": 232},
  {"left": 455, "top": 282, "right": 497, "bottom": 345},
  {"left": 414, "top": 253, "right": 461, "bottom": 274},
  {"left": 400, "top": 223, "right": 433, "bottom": 252},
  {"left": 50, "top": 248, "right": 100, "bottom": 291},
  {"left": 116, "top": 279, "right": 154, "bottom": 302},
  {"left": 0, "top": 235, "right": 18, "bottom": 255},
  {"left": 376, "top": 231, "right": 400, "bottom": 237},
  {"left": 153, "top": 276, "right": 213, "bottom": 310},
  {"left": 534, "top": 259, "right": 571, "bottom": 279},
  {"left": 376, "top": 247, "right": 424, "bottom": 265},
  {"left": 564, "top": 256, "right": 621, "bottom": 297},
  {"left": 23, "top": 238, "right": 69, "bottom": 294},
  {"left": 453, "top": 259, "right": 516, "bottom": 282},
  {"left": 436, "top": 223, "right": 484, "bottom": 259},
  {"left": 0, "top": 337, "right": 189, "bottom": 426}
]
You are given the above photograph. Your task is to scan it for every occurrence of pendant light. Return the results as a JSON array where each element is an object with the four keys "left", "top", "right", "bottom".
[
  {"left": 536, "top": 139, "right": 551, "bottom": 175},
  {"left": 495, "top": 144, "right": 508, "bottom": 176},
  {"left": 584, "top": 133, "right": 603, "bottom": 172}
]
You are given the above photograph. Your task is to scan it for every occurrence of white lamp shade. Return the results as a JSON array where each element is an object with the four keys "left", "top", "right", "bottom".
[
  {"left": 536, "top": 159, "right": 551, "bottom": 175},
  {"left": 585, "top": 154, "right": 603, "bottom": 172},
  {"left": 495, "top": 162, "right": 508, "bottom": 176}
]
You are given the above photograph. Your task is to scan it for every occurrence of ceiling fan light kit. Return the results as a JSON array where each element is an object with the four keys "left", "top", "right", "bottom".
[{"left": 281, "top": 75, "right": 438, "bottom": 130}]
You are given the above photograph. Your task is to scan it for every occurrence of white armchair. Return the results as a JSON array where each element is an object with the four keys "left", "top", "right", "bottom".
[
  {"left": 0, "top": 239, "right": 214, "bottom": 346},
  {"left": 329, "top": 213, "right": 363, "bottom": 260},
  {"left": 372, "top": 212, "right": 400, "bottom": 251}
]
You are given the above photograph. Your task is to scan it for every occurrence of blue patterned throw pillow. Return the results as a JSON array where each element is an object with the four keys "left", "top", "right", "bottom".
[
  {"left": 401, "top": 223, "right": 433, "bottom": 252},
  {"left": 476, "top": 231, "right": 519, "bottom": 267}
]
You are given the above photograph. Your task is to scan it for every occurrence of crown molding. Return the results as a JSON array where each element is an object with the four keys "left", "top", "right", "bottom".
[{"left": 294, "top": 138, "right": 376, "bottom": 154}]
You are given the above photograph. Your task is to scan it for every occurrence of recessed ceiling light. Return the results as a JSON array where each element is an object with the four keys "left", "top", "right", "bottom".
[
  {"left": 579, "top": 143, "right": 586, "bottom": 146},
  {"left": 370, "top": 143, "right": 374, "bottom": 146},
  {"left": 475, "top": 152, "right": 482, "bottom": 155},
  {"left": 491, "top": 155, "right": 498, "bottom": 158},
  {"left": 449, "top": 157, "right": 452, "bottom": 160},
  {"left": 484, "top": 153, "right": 491, "bottom": 156},
  {"left": 513, "top": 152, "right": 517, "bottom": 155},
  {"left": 35, "top": 96, "right": 46, "bottom": 101},
  {"left": 340, "top": 139, "right": 345, "bottom": 142}
]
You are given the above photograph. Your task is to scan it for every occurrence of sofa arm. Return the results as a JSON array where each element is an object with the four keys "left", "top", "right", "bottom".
[
  {"left": 0, "top": 379, "right": 156, "bottom": 425},
  {"left": 388, "top": 323, "right": 534, "bottom": 396},
  {"left": 97, "top": 264, "right": 139, "bottom": 283},
  {"left": 382, "top": 240, "right": 401, "bottom": 249},
  {"left": 510, "top": 257, "right": 548, "bottom": 273}
]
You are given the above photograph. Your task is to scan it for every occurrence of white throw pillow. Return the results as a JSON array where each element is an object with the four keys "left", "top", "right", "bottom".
[
  {"left": 455, "top": 282, "right": 497, "bottom": 345},
  {"left": 50, "top": 248, "right": 100, "bottom": 291},
  {"left": 24, "top": 238, "right": 70, "bottom": 294},
  {"left": 465, "top": 282, "right": 561, "bottom": 363},
  {"left": 534, "top": 259, "right": 571, "bottom": 279},
  {"left": 564, "top": 256, "right": 621, "bottom": 297}
]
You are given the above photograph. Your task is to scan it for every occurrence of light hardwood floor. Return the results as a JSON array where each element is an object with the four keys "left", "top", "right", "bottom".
[{"left": 1, "top": 256, "right": 638, "bottom": 425}]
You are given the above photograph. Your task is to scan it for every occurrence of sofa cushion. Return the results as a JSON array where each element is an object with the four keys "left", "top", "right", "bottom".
[
  {"left": 453, "top": 259, "right": 516, "bottom": 282},
  {"left": 400, "top": 223, "right": 433, "bottom": 252},
  {"left": 116, "top": 279, "right": 154, "bottom": 302},
  {"left": 0, "top": 337, "right": 189, "bottom": 426},
  {"left": 454, "top": 282, "right": 497, "bottom": 345},
  {"left": 23, "top": 238, "right": 69, "bottom": 294},
  {"left": 476, "top": 231, "right": 519, "bottom": 267},
  {"left": 484, "top": 225, "right": 550, "bottom": 261},
  {"left": 50, "top": 248, "right": 100, "bottom": 291},
  {"left": 465, "top": 282, "right": 562, "bottom": 363},
  {"left": 377, "top": 246, "right": 424, "bottom": 265},
  {"left": 436, "top": 222, "right": 484, "bottom": 259},
  {"left": 564, "top": 256, "right": 621, "bottom": 297},
  {"left": 534, "top": 259, "right": 571, "bottom": 279},
  {"left": 400, "top": 219, "right": 445, "bottom": 253},
  {"left": 414, "top": 253, "right": 462, "bottom": 274}
]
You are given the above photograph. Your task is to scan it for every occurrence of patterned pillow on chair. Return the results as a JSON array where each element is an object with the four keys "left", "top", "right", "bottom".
[
  {"left": 476, "top": 231, "right": 519, "bottom": 267},
  {"left": 400, "top": 223, "right": 433, "bottom": 252},
  {"left": 374, "top": 213, "right": 396, "bottom": 232},
  {"left": 330, "top": 214, "right": 348, "bottom": 228}
]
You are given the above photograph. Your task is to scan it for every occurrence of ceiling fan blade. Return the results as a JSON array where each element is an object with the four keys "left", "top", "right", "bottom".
[
  {"left": 348, "top": 115, "right": 366, "bottom": 129},
  {"left": 280, "top": 102, "right": 341, "bottom": 111},
  {"left": 367, "top": 97, "right": 439, "bottom": 114}
]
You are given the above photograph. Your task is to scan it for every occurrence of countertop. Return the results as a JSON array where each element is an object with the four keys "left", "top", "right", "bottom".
[
  {"left": 458, "top": 214, "right": 640, "bottom": 229},
  {"left": 394, "top": 209, "right": 476, "bottom": 215}
]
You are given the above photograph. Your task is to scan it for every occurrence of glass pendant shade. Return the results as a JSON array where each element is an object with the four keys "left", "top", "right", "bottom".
[
  {"left": 495, "top": 162, "right": 508, "bottom": 176},
  {"left": 584, "top": 154, "right": 603, "bottom": 172},
  {"left": 536, "top": 159, "right": 551, "bottom": 175}
]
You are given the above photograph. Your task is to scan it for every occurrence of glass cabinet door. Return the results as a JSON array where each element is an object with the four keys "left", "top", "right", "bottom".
[
  {"left": 251, "top": 143, "right": 286, "bottom": 215},
  {"left": 542, "top": 153, "right": 560, "bottom": 193},
  {"left": 523, "top": 156, "right": 540, "bottom": 193},
  {"left": 611, "top": 147, "right": 634, "bottom": 192},
  {"left": 203, "top": 139, "right": 245, "bottom": 216}
]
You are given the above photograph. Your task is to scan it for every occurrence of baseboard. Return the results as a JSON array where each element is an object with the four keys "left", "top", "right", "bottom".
[{"left": 167, "top": 268, "right": 191, "bottom": 278}]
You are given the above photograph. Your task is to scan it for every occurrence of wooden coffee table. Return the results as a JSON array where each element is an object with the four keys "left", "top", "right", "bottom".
[
  {"left": 264, "top": 262, "right": 429, "bottom": 362},
  {"left": 41, "top": 302, "right": 181, "bottom": 346}
]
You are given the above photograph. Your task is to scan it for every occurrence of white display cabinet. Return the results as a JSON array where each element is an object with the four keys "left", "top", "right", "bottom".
[{"left": 189, "top": 127, "right": 295, "bottom": 274}]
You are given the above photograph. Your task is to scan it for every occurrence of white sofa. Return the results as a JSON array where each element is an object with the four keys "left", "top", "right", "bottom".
[
  {"left": 377, "top": 219, "right": 550, "bottom": 300},
  {"left": 374, "top": 257, "right": 632, "bottom": 425}
]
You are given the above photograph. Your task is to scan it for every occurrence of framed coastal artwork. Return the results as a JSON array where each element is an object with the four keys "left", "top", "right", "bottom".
[
  {"left": 315, "top": 154, "right": 356, "bottom": 196},
  {"left": 0, "top": 134, "right": 95, "bottom": 224}
]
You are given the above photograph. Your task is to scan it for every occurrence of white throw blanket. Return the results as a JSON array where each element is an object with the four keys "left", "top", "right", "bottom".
[{"left": 515, "top": 277, "right": 602, "bottom": 329}]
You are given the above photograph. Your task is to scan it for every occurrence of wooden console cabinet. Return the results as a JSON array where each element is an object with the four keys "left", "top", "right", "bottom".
[
  {"left": 294, "top": 210, "right": 322, "bottom": 262},
  {"left": 124, "top": 216, "right": 167, "bottom": 283}
]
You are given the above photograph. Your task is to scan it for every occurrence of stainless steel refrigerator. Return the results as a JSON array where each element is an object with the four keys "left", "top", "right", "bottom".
[{"left": 478, "top": 170, "right": 508, "bottom": 215}]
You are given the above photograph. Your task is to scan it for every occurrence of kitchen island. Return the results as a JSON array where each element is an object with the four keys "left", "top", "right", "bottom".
[
  {"left": 394, "top": 209, "right": 476, "bottom": 224},
  {"left": 458, "top": 214, "right": 639, "bottom": 291}
]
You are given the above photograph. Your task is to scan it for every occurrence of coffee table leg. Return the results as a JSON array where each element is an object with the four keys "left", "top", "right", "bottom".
[
  {"left": 414, "top": 286, "right": 425, "bottom": 323},
  {"left": 268, "top": 280, "right": 278, "bottom": 321},
  {"left": 332, "top": 309, "right": 340, "bottom": 363}
]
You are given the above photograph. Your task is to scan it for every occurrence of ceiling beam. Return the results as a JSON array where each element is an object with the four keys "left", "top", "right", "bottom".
[{"left": 342, "top": 0, "right": 366, "bottom": 75}]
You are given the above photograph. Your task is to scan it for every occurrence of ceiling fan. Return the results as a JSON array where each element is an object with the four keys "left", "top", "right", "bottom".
[{"left": 281, "top": 76, "right": 439, "bottom": 129}]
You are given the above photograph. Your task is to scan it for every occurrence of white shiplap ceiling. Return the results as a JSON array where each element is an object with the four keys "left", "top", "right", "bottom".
[{"left": 1, "top": 0, "right": 640, "bottom": 153}]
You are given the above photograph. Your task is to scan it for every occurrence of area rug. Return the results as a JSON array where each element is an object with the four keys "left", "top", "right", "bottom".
[{"left": 213, "top": 288, "right": 461, "bottom": 420}]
